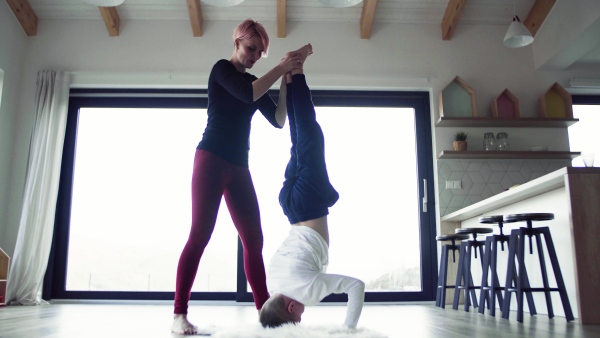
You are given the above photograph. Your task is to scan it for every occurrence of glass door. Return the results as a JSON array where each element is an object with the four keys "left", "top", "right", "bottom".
[
  {"left": 45, "top": 89, "right": 436, "bottom": 302},
  {"left": 570, "top": 96, "right": 600, "bottom": 167}
]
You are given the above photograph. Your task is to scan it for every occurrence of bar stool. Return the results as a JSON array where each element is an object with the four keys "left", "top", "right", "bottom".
[
  {"left": 501, "top": 213, "right": 575, "bottom": 322},
  {"left": 435, "top": 233, "right": 470, "bottom": 308},
  {"left": 452, "top": 227, "right": 493, "bottom": 312},
  {"left": 478, "top": 215, "right": 536, "bottom": 317}
]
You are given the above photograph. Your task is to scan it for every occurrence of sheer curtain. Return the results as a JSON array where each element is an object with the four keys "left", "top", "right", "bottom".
[{"left": 7, "top": 70, "right": 70, "bottom": 305}]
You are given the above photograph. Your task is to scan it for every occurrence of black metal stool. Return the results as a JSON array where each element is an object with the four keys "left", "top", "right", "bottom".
[
  {"left": 478, "top": 215, "right": 536, "bottom": 317},
  {"left": 452, "top": 227, "right": 493, "bottom": 312},
  {"left": 501, "top": 213, "right": 575, "bottom": 322},
  {"left": 435, "top": 233, "right": 470, "bottom": 308}
]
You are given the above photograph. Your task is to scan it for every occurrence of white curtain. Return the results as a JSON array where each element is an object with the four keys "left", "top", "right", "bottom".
[{"left": 7, "top": 70, "right": 70, "bottom": 305}]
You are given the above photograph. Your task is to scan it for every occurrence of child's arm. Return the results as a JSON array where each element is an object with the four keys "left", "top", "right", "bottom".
[
  {"left": 343, "top": 277, "right": 365, "bottom": 329},
  {"left": 274, "top": 76, "right": 288, "bottom": 128},
  {"left": 320, "top": 274, "right": 365, "bottom": 329}
]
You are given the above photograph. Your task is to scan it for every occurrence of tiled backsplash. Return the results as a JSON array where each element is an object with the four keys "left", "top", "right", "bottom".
[{"left": 437, "top": 159, "right": 572, "bottom": 216}]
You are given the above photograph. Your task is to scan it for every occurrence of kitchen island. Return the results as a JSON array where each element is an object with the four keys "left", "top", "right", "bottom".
[{"left": 440, "top": 167, "right": 600, "bottom": 324}]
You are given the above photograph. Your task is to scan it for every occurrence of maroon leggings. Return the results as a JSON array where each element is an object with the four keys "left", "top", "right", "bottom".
[{"left": 174, "top": 149, "right": 269, "bottom": 314}]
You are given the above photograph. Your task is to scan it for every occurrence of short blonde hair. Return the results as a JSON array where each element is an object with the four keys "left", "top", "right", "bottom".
[
  {"left": 233, "top": 19, "right": 270, "bottom": 57},
  {"left": 259, "top": 294, "right": 298, "bottom": 328}
]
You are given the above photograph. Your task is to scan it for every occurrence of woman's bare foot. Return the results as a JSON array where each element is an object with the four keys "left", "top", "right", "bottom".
[{"left": 171, "top": 314, "right": 198, "bottom": 335}]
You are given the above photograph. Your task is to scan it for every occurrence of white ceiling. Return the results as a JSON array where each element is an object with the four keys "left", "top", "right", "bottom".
[
  {"left": 15, "top": 0, "right": 600, "bottom": 67},
  {"left": 27, "top": 0, "right": 534, "bottom": 25}
]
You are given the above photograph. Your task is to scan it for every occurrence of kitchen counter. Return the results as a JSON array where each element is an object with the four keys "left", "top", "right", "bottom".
[{"left": 439, "top": 167, "right": 600, "bottom": 324}]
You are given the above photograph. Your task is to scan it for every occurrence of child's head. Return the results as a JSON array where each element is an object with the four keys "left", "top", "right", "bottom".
[{"left": 259, "top": 293, "right": 305, "bottom": 328}]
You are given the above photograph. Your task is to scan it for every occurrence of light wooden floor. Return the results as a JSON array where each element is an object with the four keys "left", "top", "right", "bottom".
[{"left": 1, "top": 300, "right": 599, "bottom": 338}]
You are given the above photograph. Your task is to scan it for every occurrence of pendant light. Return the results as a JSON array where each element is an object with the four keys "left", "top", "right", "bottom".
[
  {"left": 503, "top": 1, "right": 534, "bottom": 48},
  {"left": 201, "top": 0, "right": 245, "bottom": 6},
  {"left": 81, "top": 0, "right": 124, "bottom": 6},
  {"left": 319, "top": 0, "right": 362, "bottom": 8}
]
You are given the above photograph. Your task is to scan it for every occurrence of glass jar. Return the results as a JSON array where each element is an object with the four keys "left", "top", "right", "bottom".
[
  {"left": 483, "top": 132, "right": 496, "bottom": 151},
  {"left": 496, "top": 132, "right": 510, "bottom": 151}
]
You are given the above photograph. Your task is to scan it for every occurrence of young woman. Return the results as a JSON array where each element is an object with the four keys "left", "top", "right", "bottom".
[{"left": 171, "top": 19, "right": 311, "bottom": 334}]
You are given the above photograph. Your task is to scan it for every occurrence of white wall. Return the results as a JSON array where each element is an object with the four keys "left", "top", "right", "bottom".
[
  {"left": 533, "top": 0, "right": 600, "bottom": 70},
  {"left": 0, "top": 2, "right": 28, "bottom": 257},
  {"left": 4, "top": 16, "right": 600, "bottom": 258}
]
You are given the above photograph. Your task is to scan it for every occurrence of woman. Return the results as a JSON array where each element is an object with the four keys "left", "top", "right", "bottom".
[{"left": 171, "top": 19, "right": 311, "bottom": 334}]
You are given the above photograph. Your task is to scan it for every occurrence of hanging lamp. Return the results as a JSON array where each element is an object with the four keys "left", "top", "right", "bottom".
[
  {"left": 319, "top": 0, "right": 362, "bottom": 8},
  {"left": 201, "top": 0, "right": 245, "bottom": 6},
  {"left": 81, "top": 0, "right": 124, "bottom": 6},
  {"left": 504, "top": 15, "right": 534, "bottom": 48},
  {"left": 503, "top": 1, "right": 534, "bottom": 48}
]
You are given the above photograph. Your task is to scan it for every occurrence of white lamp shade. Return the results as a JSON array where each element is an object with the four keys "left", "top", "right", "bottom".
[
  {"left": 503, "top": 16, "right": 534, "bottom": 48},
  {"left": 201, "top": 0, "right": 245, "bottom": 6},
  {"left": 319, "top": 0, "right": 363, "bottom": 8},
  {"left": 81, "top": 0, "right": 123, "bottom": 6}
]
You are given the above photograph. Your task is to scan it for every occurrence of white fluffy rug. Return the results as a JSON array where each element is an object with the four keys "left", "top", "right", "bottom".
[{"left": 193, "top": 323, "right": 388, "bottom": 338}]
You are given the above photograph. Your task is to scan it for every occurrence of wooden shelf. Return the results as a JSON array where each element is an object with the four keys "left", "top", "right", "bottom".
[
  {"left": 436, "top": 117, "right": 579, "bottom": 128},
  {"left": 437, "top": 150, "right": 581, "bottom": 160}
]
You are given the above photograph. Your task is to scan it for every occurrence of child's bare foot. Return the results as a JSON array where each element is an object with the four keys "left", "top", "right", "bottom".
[
  {"left": 171, "top": 314, "right": 198, "bottom": 335},
  {"left": 294, "top": 43, "right": 313, "bottom": 63},
  {"left": 289, "top": 45, "right": 310, "bottom": 76}
]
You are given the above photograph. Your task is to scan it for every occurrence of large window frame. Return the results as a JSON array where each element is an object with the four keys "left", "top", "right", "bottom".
[
  {"left": 44, "top": 88, "right": 437, "bottom": 303},
  {"left": 573, "top": 94, "right": 600, "bottom": 105}
]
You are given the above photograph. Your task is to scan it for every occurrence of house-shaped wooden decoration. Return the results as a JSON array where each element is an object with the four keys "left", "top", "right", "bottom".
[
  {"left": 492, "top": 88, "right": 520, "bottom": 118},
  {"left": 538, "top": 82, "right": 573, "bottom": 118},
  {"left": 439, "top": 76, "right": 478, "bottom": 118},
  {"left": 0, "top": 247, "right": 9, "bottom": 306}
]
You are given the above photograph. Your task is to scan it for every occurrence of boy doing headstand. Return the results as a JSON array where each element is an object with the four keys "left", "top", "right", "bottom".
[{"left": 259, "top": 67, "right": 365, "bottom": 329}]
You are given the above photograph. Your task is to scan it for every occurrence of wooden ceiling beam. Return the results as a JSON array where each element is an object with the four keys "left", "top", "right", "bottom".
[
  {"left": 187, "top": 0, "right": 203, "bottom": 37},
  {"left": 441, "top": 0, "right": 468, "bottom": 41},
  {"left": 277, "top": 0, "right": 286, "bottom": 38},
  {"left": 524, "top": 0, "right": 556, "bottom": 37},
  {"left": 360, "top": 0, "right": 378, "bottom": 39},
  {"left": 6, "top": 0, "right": 38, "bottom": 36},
  {"left": 99, "top": 7, "right": 120, "bottom": 37}
]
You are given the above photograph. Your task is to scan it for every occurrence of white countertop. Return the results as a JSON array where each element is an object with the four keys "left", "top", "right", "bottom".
[{"left": 440, "top": 167, "right": 598, "bottom": 222}]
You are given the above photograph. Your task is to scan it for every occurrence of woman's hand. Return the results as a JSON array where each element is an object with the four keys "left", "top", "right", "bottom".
[{"left": 279, "top": 52, "right": 303, "bottom": 74}]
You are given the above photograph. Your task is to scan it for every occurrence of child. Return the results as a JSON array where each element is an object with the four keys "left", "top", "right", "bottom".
[{"left": 259, "top": 66, "right": 365, "bottom": 329}]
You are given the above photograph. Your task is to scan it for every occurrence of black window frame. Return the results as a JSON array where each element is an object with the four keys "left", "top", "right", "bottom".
[{"left": 44, "top": 88, "right": 437, "bottom": 303}]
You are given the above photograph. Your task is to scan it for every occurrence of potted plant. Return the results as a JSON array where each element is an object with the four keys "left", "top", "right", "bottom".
[{"left": 453, "top": 131, "right": 468, "bottom": 151}]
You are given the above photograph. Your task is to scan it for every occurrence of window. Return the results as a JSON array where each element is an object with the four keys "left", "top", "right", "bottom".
[
  {"left": 570, "top": 96, "right": 600, "bottom": 167},
  {"left": 45, "top": 89, "right": 437, "bottom": 303}
]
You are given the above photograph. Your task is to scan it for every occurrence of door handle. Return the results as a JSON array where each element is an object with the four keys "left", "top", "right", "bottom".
[{"left": 422, "top": 179, "right": 428, "bottom": 213}]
